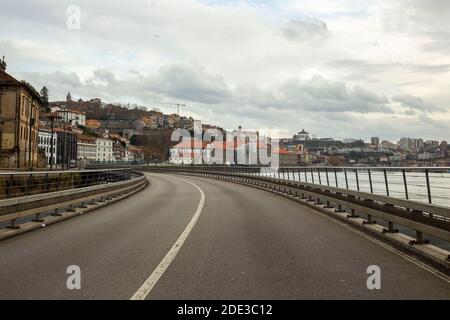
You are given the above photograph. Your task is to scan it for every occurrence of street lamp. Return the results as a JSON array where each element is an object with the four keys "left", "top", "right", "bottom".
[{"left": 47, "top": 113, "right": 61, "bottom": 170}]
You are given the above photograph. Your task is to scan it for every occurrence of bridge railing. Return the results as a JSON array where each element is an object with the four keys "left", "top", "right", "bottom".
[
  {"left": 143, "top": 165, "right": 450, "bottom": 208},
  {"left": 0, "top": 171, "right": 147, "bottom": 234},
  {"left": 0, "top": 168, "right": 133, "bottom": 200}
]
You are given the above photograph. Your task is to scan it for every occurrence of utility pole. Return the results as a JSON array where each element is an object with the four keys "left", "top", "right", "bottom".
[
  {"left": 49, "top": 114, "right": 56, "bottom": 170},
  {"left": 28, "top": 98, "right": 35, "bottom": 169},
  {"left": 176, "top": 103, "right": 186, "bottom": 117}
]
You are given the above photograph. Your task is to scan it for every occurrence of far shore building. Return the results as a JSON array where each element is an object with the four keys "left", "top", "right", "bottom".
[
  {"left": 54, "top": 128, "right": 78, "bottom": 169},
  {"left": 38, "top": 128, "right": 57, "bottom": 166},
  {"left": 86, "top": 119, "right": 101, "bottom": 129},
  {"left": 0, "top": 58, "right": 44, "bottom": 168},
  {"left": 127, "top": 145, "right": 144, "bottom": 162},
  {"left": 54, "top": 108, "right": 86, "bottom": 127},
  {"left": 77, "top": 135, "right": 97, "bottom": 166},
  {"left": 96, "top": 137, "right": 114, "bottom": 162}
]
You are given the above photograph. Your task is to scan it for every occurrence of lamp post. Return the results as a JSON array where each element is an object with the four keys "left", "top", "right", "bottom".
[
  {"left": 47, "top": 113, "right": 61, "bottom": 170},
  {"left": 28, "top": 98, "right": 36, "bottom": 169}
]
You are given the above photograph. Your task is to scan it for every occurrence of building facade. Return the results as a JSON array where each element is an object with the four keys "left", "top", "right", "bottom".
[
  {"left": 96, "top": 138, "right": 114, "bottom": 162},
  {"left": 55, "top": 108, "right": 86, "bottom": 126},
  {"left": 127, "top": 145, "right": 144, "bottom": 162},
  {"left": 85, "top": 119, "right": 101, "bottom": 129},
  {"left": 77, "top": 135, "right": 97, "bottom": 165},
  {"left": 112, "top": 140, "right": 128, "bottom": 162},
  {"left": 38, "top": 129, "right": 57, "bottom": 166},
  {"left": 0, "top": 60, "right": 43, "bottom": 168},
  {"left": 55, "top": 129, "right": 78, "bottom": 168}
]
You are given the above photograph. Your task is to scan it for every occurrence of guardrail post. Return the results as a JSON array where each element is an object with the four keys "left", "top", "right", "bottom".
[
  {"left": 325, "top": 168, "right": 330, "bottom": 186},
  {"left": 310, "top": 169, "right": 315, "bottom": 184},
  {"left": 25, "top": 174, "right": 32, "bottom": 196},
  {"left": 384, "top": 169, "right": 390, "bottom": 196},
  {"left": 85, "top": 172, "right": 90, "bottom": 188},
  {"left": 6, "top": 174, "right": 13, "bottom": 199},
  {"left": 344, "top": 169, "right": 349, "bottom": 189},
  {"left": 335, "top": 203, "right": 345, "bottom": 213},
  {"left": 347, "top": 208, "right": 359, "bottom": 218},
  {"left": 355, "top": 170, "right": 360, "bottom": 191},
  {"left": 425, "top": 169, "right": 432, "bottom": 204},
  {"left": 324, "top": 200, "right": 333, "bottom": 209},
  {"left": 57, "top": 173, "right": 62, "bottom": 191},
  {"left": 44, "top": 173, "right": 49, "bottom": 193},
  {"left": 363, "top": 214, "right": 376, "bottom": 225},
  {"left": 402, "top": 169, "right": 409, "bottom": 200},
  {"left": 6, "top": 219, "right": 20, "bottom": 229},
  {"left": 368, "top": 169, "right": 373, "bottom": 194},
  {"left": 51, "top": 208, "right": 62, "bottom": 217},
  {"left": 32, "top": 213, "right": 44, "bottom": 223},
  {"left": 382, "top": 221, "right": 398, "bottom": 234},
  {"left": 334, "top": 169, "right": 338, "bottom": 188},
  {"left": 317, "top": 168, "right": 322, "bottom": 185},
  {"left": 409, "top": 231, "right": 429, "bottom": 245}
]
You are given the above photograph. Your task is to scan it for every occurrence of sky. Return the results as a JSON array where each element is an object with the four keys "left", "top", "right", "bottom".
[{"left": 1, "top": 0, "right": 450, "bottom": 141}]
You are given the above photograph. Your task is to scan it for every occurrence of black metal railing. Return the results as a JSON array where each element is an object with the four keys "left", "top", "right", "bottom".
[
  {"left": 144, "top": 165, "right": 450, "bottom": 208},
  {"left": 0, "top": 168, "right": 133, "bottom": 200}
]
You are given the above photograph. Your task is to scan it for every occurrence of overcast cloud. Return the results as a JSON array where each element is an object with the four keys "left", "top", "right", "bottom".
[{"left": 1, "top": 0, "right": 449, "bottom": 141}]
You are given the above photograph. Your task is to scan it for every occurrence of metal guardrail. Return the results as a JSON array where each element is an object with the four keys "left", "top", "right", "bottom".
[
  {"left": 143, "top": 166, "right": 450, "bottom": 250},
  {"left": 136, "top": 165, "right": 450, "bottom": 207},
  {"left": 0, "top": 173, "right": 147, "bottom": 230},
  {"left": 0, "top": 168, "right": 133, "bottom": 200}
]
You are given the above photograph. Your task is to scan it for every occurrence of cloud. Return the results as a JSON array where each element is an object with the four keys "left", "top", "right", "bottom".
[
  {"left": 148, "top": 63, "right": 231, "bottom": 104},
  {"left": 273, "top": 75, "right": 391, "bottom": 113},
  {"left": 392, "top": 94, "right": 444, "bottom": 113},
  {"left": 282, "top": 19, "right": 329, "bottom": 40},
  {"left": 1, "top": 0, "right": 450, "bottom": 141}
]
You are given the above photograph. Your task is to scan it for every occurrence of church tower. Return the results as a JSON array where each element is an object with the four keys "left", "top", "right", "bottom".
[
  {"left": 0, "top": 56, "right": 6, "bottom": 72},
  {"left": 66, "top": 92, "right": 72, "bottom": 102}
]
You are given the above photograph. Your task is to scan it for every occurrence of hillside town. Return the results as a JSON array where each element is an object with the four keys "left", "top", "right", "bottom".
[{"left": 1, "top": 60, "right": 450, "bottom": 169}]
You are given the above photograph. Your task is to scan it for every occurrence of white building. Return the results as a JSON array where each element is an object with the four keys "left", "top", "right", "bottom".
[
  {"left": 56, "top": 109, "right": 86, "bottom": 127},
  {"left": 77, "top": 135, "right": 97, "bottom": 165},
  {"left": 96, "top": 138, "right": 114, "bottom": 162},
  {"left": 38, "top": 129, "right": 57, "bottom": 165},
  {"left": 169, "top": 139, "right": 206, "bottom": 165},
  {"left": 293, "top": 129, "right": 310, "bottom": 141}
]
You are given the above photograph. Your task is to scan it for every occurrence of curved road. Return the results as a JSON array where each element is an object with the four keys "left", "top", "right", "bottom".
[{"left": 0, "top": 173, "right": 449, "bottom": 299}]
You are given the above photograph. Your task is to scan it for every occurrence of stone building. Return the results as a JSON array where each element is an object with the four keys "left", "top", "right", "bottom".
[{"left": 0, "top": 58, "right": 44, "bottom": 168}]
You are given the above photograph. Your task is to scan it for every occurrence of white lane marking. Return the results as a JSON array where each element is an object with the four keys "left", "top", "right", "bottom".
[{"left": 130, "top": 179, "right": 205, "bottom": 300}]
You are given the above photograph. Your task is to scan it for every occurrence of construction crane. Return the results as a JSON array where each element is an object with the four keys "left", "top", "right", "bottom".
[{"left": 146, "top": 101, "right": 187, "bottom": 117}]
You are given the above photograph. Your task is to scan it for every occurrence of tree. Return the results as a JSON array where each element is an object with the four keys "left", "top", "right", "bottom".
[{"left": 40, "top": 86, "right": 50, "bottom": 112}]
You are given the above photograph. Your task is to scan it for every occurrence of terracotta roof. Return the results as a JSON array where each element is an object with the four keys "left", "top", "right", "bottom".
[
  {"left": 77, "top": 135, "right": 96, "bottom": 143},
  {"left": 0, "top": 71, "right": 19, "bottom": 84}
]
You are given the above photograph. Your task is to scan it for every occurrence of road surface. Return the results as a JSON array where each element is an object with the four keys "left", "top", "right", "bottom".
[{"left": 0, "top": 173, "right": 449, "bottom": 299}]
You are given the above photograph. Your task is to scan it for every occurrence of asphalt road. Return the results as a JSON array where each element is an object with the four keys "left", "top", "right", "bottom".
[{"left": 0, "top": 173, "right": 449, "bottom": 299}]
